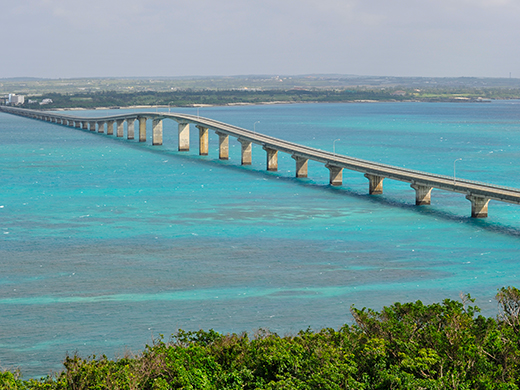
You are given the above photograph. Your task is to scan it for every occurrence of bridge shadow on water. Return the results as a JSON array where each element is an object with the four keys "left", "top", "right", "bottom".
[{"left": 92, "top": 130, "right": 520, "bottom": 239}]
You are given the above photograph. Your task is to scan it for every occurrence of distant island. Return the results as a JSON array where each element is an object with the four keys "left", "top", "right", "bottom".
[{"left": 1, "top": 75, "right": 520, "bottom": 109}]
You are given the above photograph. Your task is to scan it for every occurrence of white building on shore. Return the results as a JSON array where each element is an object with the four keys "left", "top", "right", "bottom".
[{"left": 8, "top": 94, "right": 25, "bottom": 105}]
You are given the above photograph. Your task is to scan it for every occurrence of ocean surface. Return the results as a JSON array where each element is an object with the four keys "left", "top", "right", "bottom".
[{"left": 1, "top": 101, "right": 520, "bottom": 378}]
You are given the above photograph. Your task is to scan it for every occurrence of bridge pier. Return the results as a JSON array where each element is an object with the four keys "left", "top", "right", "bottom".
[
  {"left": 152, "top": 119, "right": 163, "bottom": 145},
  {"left": 178, "top": 123, "right": 190, "bottom": 151},
  {"left": 411, "top": 184, "right": 433, "bottom": 205},
  {"left": 263, "top": 147, "right": 278, "bottom": 171},
  {"left": 89, "top": 121, "right": 96, "bottom": 132},
  {"left": 216, "top": 132, "right": 229, "bottom": 160},
  {"left": 68, "top": 119, "right": 74, "bottom": 127},
  {"left": 75, "top": 121, "right": 81, "bottom": 128},
  {"left": 197, "top": 125, "right": 208, "bottom": 155},
  {"left": 82, "top": 121, "right": 88, "bottom": 130},
  {"left": 326, "top": 164, "right": 343, "bottom": 186},
  {"left": 106, "top": 120, "right": 114, "bottom": 135},
  {"left": 238, "top": 139, "right": 252, "bottom": 165},
  {"left": 98, "top": 122, "right": 105, "bottom": 134},
  {"left": 466, "top": 195, "right": 490, "bottom": 218},
  {"left": 126, "top": 119, "right": 135, "bottom": 139},
  {"left": 117, "top": 120, "right": 125, "bottom": 137},
  {"left": 292, "top": 155, "right": 308, "bottom": 178},
  {"left": 138, "top": 117, "right": 146, "bottom": 142},
  {"left": 365, "top": 174, "right": 384, "bottom": 195}
]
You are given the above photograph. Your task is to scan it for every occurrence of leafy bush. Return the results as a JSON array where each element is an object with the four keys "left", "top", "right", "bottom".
[{"left": 7, "top": 287, "right": 520, "bottom": 389}]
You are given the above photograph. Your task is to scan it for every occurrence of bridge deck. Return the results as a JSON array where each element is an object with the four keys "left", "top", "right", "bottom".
[{"left": 3, "top": 106, "right": 520, "bottom": 210}]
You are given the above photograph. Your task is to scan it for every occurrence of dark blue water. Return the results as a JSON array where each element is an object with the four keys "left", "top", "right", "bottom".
[{"left": 1, "top": 101, "right": 519, "bottom": 378}]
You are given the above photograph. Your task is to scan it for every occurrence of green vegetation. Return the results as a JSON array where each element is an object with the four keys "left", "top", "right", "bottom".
[
  {"left": 3, "top": 287, "right": 520, "bottom": 389},
  {"left": 19, "top": 89, "right": 411, "bottom": 109},
  {"left": 8, "top": 86, "right": 520, "bottom": 110},
  {"left": 2, "top": 75, "right": 520, "bottom": 109}
]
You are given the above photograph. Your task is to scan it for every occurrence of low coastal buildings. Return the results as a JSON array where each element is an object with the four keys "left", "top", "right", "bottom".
[{"left": 7, "top": 94, "right": 25, "bottom": 105}]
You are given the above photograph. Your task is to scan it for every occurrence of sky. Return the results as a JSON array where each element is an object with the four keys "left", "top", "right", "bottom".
[{"left": 1, "top": 0, "right": 519, "bottom": 79}]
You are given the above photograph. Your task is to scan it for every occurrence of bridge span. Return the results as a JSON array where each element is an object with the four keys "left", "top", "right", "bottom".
[{"left": 2, "top": 105, "right": 520, "bottom": 218}]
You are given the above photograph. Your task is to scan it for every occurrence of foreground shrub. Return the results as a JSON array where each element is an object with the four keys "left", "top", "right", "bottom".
[{"left": 7, "top": 287, "right": 520, "bottom": 389}]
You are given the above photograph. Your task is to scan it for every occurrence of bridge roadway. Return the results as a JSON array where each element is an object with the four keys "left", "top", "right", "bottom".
[{"left": 2, "top": 105, "right": 520, "bottom": 218}]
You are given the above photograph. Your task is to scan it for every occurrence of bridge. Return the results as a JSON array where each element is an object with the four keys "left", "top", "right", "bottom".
[{"left": 2, "top": 105, "right": 520, "bottom": 218}]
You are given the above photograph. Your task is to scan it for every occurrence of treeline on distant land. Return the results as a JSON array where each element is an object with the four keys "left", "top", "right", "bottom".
[
  {"left": 17, "top": 87, "right": 520, "bottom": 109},
  {"left": 2, "top": 286, "right": 520, "bottom": 389},
  {"left": 22, "top": 89, "right": 406, "bottom": 109}
]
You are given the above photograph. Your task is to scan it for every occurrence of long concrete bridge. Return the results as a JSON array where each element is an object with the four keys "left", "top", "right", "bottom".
[{"left": 2, "top": 105, "right": 520, "bottom": 218}]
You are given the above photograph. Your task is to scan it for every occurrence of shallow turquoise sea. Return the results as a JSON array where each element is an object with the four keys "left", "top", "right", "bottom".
[{"left": 1, "top": 101, "right": 520, "bottom": 377}]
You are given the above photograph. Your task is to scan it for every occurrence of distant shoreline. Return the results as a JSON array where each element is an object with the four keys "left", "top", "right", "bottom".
[{"left": 45, "top": 98, "right": 496, "bottom": 112}]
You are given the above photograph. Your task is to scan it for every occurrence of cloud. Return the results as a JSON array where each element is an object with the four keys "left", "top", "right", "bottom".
[{"left": 0, "top": 0, "right": 519, "bottom": 78}]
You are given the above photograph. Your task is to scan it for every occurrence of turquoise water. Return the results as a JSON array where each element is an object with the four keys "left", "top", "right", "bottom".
[{"left": 1, "top": 101, "right": 520, "bottom": 377}]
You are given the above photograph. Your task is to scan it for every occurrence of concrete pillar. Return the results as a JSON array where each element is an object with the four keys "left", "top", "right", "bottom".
[
  {"left": 216, "top": 132, "right": 229, "bottom": 160},
  {"left": 365, "top": 174, "right": 384, "bottom": 195},
  {"left": 152, "top": 118, "right": 163, "bottom": 145},
  {"left": 68, "top": 119, "right": 74, "bottom": 127},
  {"left": 238, "top": 139, "right": 252, "bottom": 165},
  {"left": 75, "top": 121, "right": 81, "bottom": 128},
  {"left": 106, "top": 120, "right": 114, "bottom": 135},
  {"left": 292, "top": 155, "right": 308, "bottom": 178},
  {"left": 466, "top": 195, "right": 490, "bottom": 218},
  {"left": 116, "top": 120, "right": 125, "bottom": 137},
  {"left": 197, "top": 125, "right": 209, "bottom": 156},
  {"left": 263, "top": 146, "right": 278, "bottom": 171},
  {"left": 126, "top": 119, "right": 135, "bottom": 139},
  {"left": 411, "top": 184, "right": 433, "bottom": 205},
  {"left": 138, "top": 117, "right": 146, "bottom": 142},
  {"left": 89, "top": 121, "right": 96, "bottom": 132},
  {"left": 178, "top": 123, "right": 190, "bottom": 151},
  {"left": 98, "top": 122, "right": 105, "bottom": 134},
  {"left": 326, "top": 164, "right": 343, "bottom": 186},
  {"left": 82, "top": 122, "right": 88, "bottom": 130}
]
